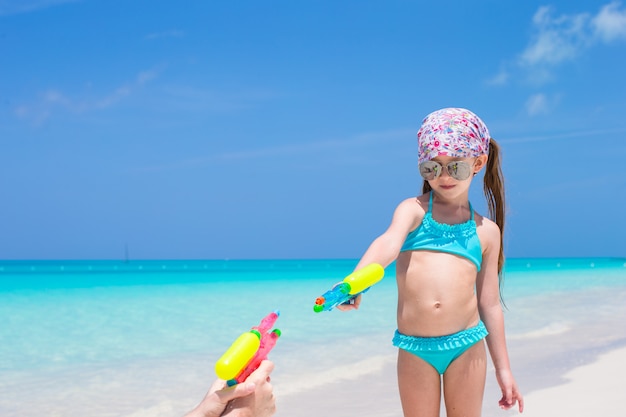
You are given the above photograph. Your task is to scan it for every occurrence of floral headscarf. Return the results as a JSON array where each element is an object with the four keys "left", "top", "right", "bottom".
[{"left": 417, "top": 108, "right": 491, "bottom": 165}]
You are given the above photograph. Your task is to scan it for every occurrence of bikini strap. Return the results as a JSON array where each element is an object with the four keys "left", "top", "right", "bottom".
[{"left": 469, "top": 201, "right": 475, "bottom": 220}]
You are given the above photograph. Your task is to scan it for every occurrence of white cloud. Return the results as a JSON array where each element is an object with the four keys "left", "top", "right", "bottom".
[
  {"left": 525, "top": 93, "right": 550, "bottom": 116},
  {"left": 519, "top": 2, "right": 626, "bottom": 68},
  {"left": 491, "top": 2, "right": 626, "bottom": 88},
  {"left": 520, "top": 6, "right": 592, "bottom": 67},
  {"left": 94, "top": 86, "right": 131, "bottom": 109},
  {"left": 43, "top": 89, "right": 71, "bottom": 106},
  {"left": 500, "top": 126, "right": 626, "bottom": 144},
  {"left": 524, "top": 92, "right": 564, "bottom": 116},
  {"left": 0, "top": 0, "right": 80, "bottom": 16},
  {"left": 157, "top": 85, "right": 282, "bottom": 113},
  {"left": 213, "top": 129, "right": 408, "bottom": 161},
  {"left": 592, "top": 1, "right": 626, "bottom": 41},
  {"left": 137, "top": 69, "right": 158, "bottom": 86},
  {"left": 485, "top": 68, "right": 509, "bottom": 86},
  {"left": 144, "top": 30, "right": 185, "bottom": 41},
  {"left": 14, "top": 67, "right": 161, "bottom": 124},
  {"left": 132, "top": 128, "right": 413, "bottom": 173}
]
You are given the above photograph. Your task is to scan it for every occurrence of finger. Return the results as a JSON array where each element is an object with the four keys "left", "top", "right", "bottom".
[
  {"left": 214, "top": 381, "right": 256, "bottom": 404},
  {"left": 338, "top": 295, "right": 361, "bottom": 310},
  {"left": 498, "top": 394, "right": 514, "bottom": 410},
  {"left": 336, "top": 298, "right": 357, "bottom": 311},
  {"left": 336, "top": 303, "right": 356, "bottom": 311},
  {"left": 498, "top": 397, "right": 510, "bottom": 409}
]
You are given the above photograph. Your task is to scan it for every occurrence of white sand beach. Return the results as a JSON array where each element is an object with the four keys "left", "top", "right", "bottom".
[
  {"left": 274, "top": 344, "right": 626, "bottom": 417},
  {"left": 515, "top": 345, "right": 626, "bottom": 417}
]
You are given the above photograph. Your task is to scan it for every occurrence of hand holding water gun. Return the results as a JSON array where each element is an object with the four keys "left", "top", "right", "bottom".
[
  {"left": 214, "top": 311, "right": 281, "bottom": 386},
  {"left": 313, "top": 263, "right": 384, "bottom": 313}
]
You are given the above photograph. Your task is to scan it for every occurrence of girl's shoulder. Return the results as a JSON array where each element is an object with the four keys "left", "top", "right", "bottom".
[
  {"left": 391, "top": 195, "right": 428, "bottom": 232},
  {"left": 396, "top": 194, "right": 428, "bottom": 215},
  {"left": 474, "top": 211, "right": 499, "bottom": 231},
  {"left": 474, "top": 212, "right": 501, "bottom": 247}
]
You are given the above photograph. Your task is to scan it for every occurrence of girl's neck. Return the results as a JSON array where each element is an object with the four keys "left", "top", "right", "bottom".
[{"left": 431, "top": 191, "right": 470, "bottom": 209}]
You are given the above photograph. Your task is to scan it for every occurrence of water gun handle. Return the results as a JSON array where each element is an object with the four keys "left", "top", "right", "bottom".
[{"left": 313, "top": 263, "right": 384, "bottom": 313}]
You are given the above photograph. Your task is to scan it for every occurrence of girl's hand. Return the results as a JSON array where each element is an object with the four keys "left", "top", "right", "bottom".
[
  {"left": 496, "top": 368, "right": 524, "bottom": 413},
  {"left": 336, "top": 293, "right": 362, "bottom": 311}
]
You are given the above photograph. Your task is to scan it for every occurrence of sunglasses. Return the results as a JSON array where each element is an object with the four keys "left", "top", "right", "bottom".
[{"left": 419, "top": 160, "right": 474, "bottom": 181}]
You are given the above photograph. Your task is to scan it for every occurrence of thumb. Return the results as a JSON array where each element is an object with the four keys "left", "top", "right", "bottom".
[{"left": 215, "top": 381, "right": 256, "bottom": 404}]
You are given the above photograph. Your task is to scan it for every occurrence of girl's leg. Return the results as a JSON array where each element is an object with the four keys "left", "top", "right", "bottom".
[
  {"left": 442, "top": 341, "right": 487, "bottom": 417},
  {"left": 397, "top": 349, "right": 441, "bottom": 417}
]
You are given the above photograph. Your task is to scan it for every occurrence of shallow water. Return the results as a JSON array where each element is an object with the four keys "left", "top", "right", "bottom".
[{"left": 1, "top": 258, "right": 624, "bottom": 417}]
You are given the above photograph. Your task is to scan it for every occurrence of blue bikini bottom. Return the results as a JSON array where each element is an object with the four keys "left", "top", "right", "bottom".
[{"left": 392, "top": 321, "right": 488, "bottom": 374}]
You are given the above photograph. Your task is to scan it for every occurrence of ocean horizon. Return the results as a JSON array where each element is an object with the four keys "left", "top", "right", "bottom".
[{"left": 1, "top": 257, "right": 625, "bottom": 417}]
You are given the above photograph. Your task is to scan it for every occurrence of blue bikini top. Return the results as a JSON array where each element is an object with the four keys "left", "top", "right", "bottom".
[{"left": 400, "top": 192, "right": 483, "bottom": 271}]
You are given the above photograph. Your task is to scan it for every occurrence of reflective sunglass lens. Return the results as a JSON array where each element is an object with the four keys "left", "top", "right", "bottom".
[
  {"left": 419, "top": 161, "right": 441, "bottom": 180},
  {"left": 447, "top": 162, "right": 471, "bottom": 180}
]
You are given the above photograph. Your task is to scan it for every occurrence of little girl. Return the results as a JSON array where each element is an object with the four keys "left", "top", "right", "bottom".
[{"left": 340, "top": 108, "right": 524, "bottom": 417}]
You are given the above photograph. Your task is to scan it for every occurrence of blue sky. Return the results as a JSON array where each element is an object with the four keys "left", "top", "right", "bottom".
[{"left": 1, "top": 0, "right": 625, "bottom": 260}]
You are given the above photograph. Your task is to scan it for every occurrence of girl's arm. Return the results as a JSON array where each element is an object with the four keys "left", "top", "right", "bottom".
[
  {"left": 476, "top": 219, "right": 524, "bottom": 413},
  {"left": 357, "top": 197, "right": 422, "bottom": 267},
  {"left": 338, "top": 197, "right": 421, "bottom": 311}
]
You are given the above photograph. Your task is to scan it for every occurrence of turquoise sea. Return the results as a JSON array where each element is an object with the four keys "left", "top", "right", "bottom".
[{"left": 1, "top": 258, "right": 626, "bottom": 417}]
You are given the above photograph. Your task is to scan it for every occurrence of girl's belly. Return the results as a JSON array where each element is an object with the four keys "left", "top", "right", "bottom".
[{"left": 395, "top": 250, "right": 480, "bottom": 337}]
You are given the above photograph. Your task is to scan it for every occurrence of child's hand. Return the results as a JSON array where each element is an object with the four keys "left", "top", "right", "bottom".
[
  {"left": 336, "top": 293, "right": 362, "bottom": 311},
  {"left": 496, "top": 368, "right": 524, "bottom": 413},
  {"left": 223, "top": 360, "right": 276, "bottom": 417}
]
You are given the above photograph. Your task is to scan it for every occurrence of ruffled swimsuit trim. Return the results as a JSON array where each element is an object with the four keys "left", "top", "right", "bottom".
[
  {"left": 420, "top": 210, "right": 477, "bottom": 239},
  {"left": 393, "top": 321, "right": 487, "bottom": 352},
  {"left": 392, "top": 321, "right": 488, "bottom": 374}
]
